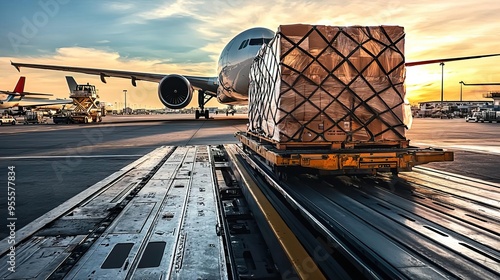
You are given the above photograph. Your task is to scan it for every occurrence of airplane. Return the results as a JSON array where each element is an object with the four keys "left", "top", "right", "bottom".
[
  {"left": 0, "top": 76, "right": 73, "bottom": 114},
  {"left": 10, "top": 27, "right": 500, "bottom": 119}
]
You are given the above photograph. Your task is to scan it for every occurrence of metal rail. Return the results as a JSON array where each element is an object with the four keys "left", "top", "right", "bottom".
[
  {"left": 0, "top": 146, "right": 229, "bottom": 280},
  {"left": 293, "top": 169, "right": 500, "bottom": 279},
  {"left": 0, "top": 146, "right": 174, "bottom": 257},
  {"left": 236, "top": 143, "right": 499, "bottom": 279},
  {"left": 229, "top": 144, "right": 379, "bottom": 279},
  {"left": 226, "top": 144, "right": 330, "bottom": 279},
  {"left": 50, "top": 146, "right": 176, "bottom": 279}
]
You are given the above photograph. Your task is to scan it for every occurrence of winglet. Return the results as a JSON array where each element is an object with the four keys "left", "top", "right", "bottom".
[
  {"left": 13, "top": 77, "right": 26, "bottom": 93},
  {"left": 11, "top": 61, "right": 21, "bottom": 72}
]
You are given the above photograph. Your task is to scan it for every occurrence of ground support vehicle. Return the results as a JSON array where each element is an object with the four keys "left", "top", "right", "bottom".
[
  {"left": 68, "top": 83, "right": 103, "bottom": 123},
  {"left": 52, "top": 111, "right": 72, "bottom": 124},
  {"left": 23, "top": 111, "right": 46, "bottom": 124},
  {"left": 0, "top": 115, "right": 16, "bottom": 125},
  {"left": 465, "top": 111, "right": 482, "bottom": 122}
]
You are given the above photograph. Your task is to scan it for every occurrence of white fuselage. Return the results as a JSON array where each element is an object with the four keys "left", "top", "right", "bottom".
[
  {"left": 216, "top": 27, "right": 275, "bottom": 104},
  {"left": 0, "top": 95, "right": 72, "bottom": 110}
]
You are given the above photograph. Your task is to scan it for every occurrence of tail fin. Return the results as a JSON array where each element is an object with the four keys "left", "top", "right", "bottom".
[
  {"left": 66, "top": 76, "right": 78, "bottom": 92},
  {"left": 13, "top": 76, "right": 26, "bottom": 93}
]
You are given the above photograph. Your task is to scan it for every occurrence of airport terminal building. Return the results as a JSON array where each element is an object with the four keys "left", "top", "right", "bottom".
[{"left": 416, "top": 100, "right": 494, "bottom": 118}]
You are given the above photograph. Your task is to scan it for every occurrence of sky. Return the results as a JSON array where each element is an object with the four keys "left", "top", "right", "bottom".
[{"left": 0, "top": 0, "right": 499, "bottom": 109}]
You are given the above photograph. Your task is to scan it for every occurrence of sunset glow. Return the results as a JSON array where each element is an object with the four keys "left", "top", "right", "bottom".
[{"left": 1, "top": 0, "right": 499, "bottom": 108}]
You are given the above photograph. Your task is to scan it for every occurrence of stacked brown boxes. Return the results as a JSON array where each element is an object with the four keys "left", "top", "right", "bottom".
[{"left": 248, "top": 24, "right": 409, "bottom": 147}]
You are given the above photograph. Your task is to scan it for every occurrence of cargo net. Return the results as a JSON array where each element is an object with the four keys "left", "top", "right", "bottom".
[{"left": 249, "top": 25, "right": 409, "bottom": 148}]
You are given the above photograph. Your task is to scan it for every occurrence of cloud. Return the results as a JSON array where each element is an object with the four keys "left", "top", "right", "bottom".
[
  {"left": 1, "top": 46, "right": 214, "bottom": 108},
  {"left": 105, "top": 2, "right": 136, "bottom": 12},
  {"left": 1, "top": 0, "right": 500, "bottom": 105}
]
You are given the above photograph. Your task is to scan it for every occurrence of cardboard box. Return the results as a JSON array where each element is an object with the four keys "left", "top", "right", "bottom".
[{"left": 249, "top": 24, "right": 407, "bottom": 145}]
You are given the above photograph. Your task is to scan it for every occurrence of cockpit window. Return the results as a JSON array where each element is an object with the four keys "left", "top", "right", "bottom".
[
  {"left": 249, "top": 38, "right": 263, "bottom": 46},
  {"left": 238, "top": 38, "right": 272, "bottom": 50},
  {"left": 249, "top": 38, "right": 273, "bottom": 46},
  {"left": 238, "top": 39, "right": 249, "bottom": 50}
]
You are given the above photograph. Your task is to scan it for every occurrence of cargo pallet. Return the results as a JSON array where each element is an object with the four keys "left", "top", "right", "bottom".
[{"left": 236, "top": 132, "right": 454, "bottom": 176}]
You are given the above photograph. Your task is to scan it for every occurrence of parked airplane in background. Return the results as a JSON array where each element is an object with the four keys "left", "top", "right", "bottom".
[
  {"left": 10, "top": 27, "right": 500, "bottom": 119},
  {"left": 0, "top": 76, "right": 73, "bottom": 114},
  {"left": 1, "top": 76, "right": 50, "bottom": 101}
]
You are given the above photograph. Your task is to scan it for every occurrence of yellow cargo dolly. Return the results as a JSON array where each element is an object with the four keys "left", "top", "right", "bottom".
[{"left": 236, "top": 132, "right": 454, "bottom": 176}]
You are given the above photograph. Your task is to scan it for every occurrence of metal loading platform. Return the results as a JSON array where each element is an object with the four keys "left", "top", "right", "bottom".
[
  {"left": 236, "top": 132, "right": 454, "bottom": 175},
  {"left": 0, "top": 146, "right": 286, "bottom": 279},
  {"left": 0, "top": 146, "right": 226, "bottom": 279},
  {"left": 2, "top": 144, "right": 498, "bottom": 280}
]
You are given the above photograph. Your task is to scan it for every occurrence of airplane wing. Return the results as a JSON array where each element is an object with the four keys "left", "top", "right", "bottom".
[
  {"left": 405, "top": 53, "right": 500, "bottom": 66},
  {"left": 11, "top": 62, "right": 219, "bottom": 92}
]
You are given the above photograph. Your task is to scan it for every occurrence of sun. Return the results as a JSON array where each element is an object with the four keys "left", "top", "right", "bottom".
[{"left": 405, "top": 65, "right": 441, "bottom": 103}]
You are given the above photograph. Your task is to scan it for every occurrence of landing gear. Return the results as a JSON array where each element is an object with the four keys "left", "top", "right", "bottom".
[
  {"left": 195, "top": 89, "right": 216, "bottom": 120},
  {"left": 195, "top": 109, "right": 210, "bottom": 120}
]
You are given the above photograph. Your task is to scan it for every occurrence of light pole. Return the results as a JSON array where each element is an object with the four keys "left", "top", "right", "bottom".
[
  {"left": 123, "top": 89, "right": 127, "bottom": 114},
  {"left": 440, "top": 62, "right": 445, "bottom": 106},
  {"left": 459, "top": 81, "right": 464, "bottom": 102}
]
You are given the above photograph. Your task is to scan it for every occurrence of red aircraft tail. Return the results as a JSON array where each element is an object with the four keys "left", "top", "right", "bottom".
[{"left": 13, "top": 76, "right": 26, "bottom": 93}]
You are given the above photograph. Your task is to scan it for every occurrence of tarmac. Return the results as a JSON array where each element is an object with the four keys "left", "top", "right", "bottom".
[{"left": 0, "top": 114, "right": 499, "bottom": 240}]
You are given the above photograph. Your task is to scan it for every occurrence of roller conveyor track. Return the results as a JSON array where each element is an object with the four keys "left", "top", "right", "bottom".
[
  {"left": 1, "top": 144, "right": 498, "bottom": 279},
  {"left": 239, "top": 144, "right": 500, "bottom": 279}
]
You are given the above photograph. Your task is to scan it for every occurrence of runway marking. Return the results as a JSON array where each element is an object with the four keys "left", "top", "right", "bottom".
[{"left": 0, "top": 155, "right": 143, "bottom": 160}]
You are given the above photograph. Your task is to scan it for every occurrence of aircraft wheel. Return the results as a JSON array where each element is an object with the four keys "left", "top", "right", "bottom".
[
  {"left": 231, "top": 112, "right": 234, "bottom": 116},
  {"left": 204, "top": 110, "right": 209, "bottom": 119},
  {"left": 195, "top": 110, "right": 200, "bottom": 119},
  {"left": 12, "top": 121, "right": 16, "bottom": 125},
  {"left": 226, "top": 111, "right": 229, "bottom": 116}
]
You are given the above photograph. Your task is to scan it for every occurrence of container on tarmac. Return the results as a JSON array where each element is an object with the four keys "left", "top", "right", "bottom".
[
  {"left": 480, "top": 110, "right": 500, "bottom": 123},
  {"left": 248, "top": 24, "right": 411, "bottom": 149},
  {"left": 23, "top": 111, "right": 45, "bottom": 124}
]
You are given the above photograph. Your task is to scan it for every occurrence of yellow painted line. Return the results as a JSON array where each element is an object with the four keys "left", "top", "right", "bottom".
[{"left": 226, "top": 145, "right": 326, "bottom": 280}]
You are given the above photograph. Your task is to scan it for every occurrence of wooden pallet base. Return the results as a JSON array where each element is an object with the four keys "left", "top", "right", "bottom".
[{"left": 246, "top": 131, "right": 410, "bottom": 150}]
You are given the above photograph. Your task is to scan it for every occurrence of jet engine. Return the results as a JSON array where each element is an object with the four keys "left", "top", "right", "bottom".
[{"left": 158, "top": 74, "right": 193, "bottom": 109}]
